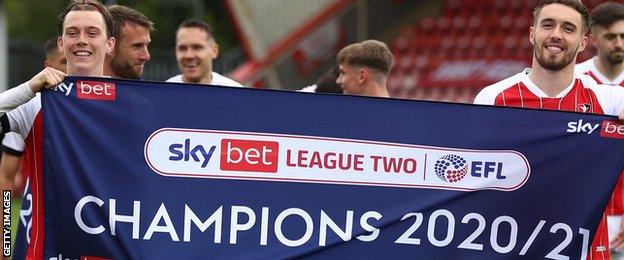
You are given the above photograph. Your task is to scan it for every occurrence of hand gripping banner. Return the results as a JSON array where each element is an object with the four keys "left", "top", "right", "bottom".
[{"left": 17, "top": 77, "right": 624, "bottom": 259}]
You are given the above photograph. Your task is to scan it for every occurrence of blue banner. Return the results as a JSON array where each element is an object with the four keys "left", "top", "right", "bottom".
[{"left": 19, "top": 77, "right": 624, "bottom": 259}]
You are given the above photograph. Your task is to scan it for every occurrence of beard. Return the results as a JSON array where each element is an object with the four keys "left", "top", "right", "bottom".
[
  {"left": 534, "top": 41, "right": 579, "bottom": 71},
  {"left": 605, "top": 48, "right": 624, "bottom": 65},
  {"left": 110, "top": 52, "right": 142, "bottom": 79}
]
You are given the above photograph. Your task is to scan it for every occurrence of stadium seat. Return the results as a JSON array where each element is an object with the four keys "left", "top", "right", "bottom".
[{"left": 386, "top": 0, "right": 607, "bottom": 102}]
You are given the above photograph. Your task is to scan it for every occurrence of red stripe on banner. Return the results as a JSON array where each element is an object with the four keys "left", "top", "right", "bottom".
[{"left": 25, "top": 113, "right": 44, "bottom": 260}]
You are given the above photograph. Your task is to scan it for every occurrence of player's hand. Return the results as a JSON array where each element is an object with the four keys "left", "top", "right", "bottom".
[
  {"left": 611, "top": 218, "right": 624, "bottom": 251},
  {"left": 28, "top": 67, "right": 66, "bottom": 93}
]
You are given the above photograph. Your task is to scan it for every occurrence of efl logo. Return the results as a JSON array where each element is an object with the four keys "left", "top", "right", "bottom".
[
  {"left": 220, "top": 139, "right": 278, "bottom": 173},
  {"left": 434, "top": 155, "right": 467, "bottom": 183},
  {"left": 434, "top": 154, "right": 507, "bottom": 183},
  {"left": 600, "top": 120, "right": 624, "bottom": 140},
  {"left": 76, "top": 81, "right": 116, "bottom": 101}
]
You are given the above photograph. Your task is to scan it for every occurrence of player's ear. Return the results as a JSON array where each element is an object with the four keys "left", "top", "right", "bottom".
[
  {"left": 106, "top": 37, "right": 116, "bottom": 55},
  {"left": 212, "top": 42, "right": 219, "bottom": 59},
  {"left": 529, "top": 26, "right": 535, "bottom": 45},
  {"left": 578, "top": 35, "right": 588, "bottom": 53},
  {"left": 57, "top": 36, "right": 63, "bottom": 54},
  {"left": 358, "top": 68, "right": 368, "bottom": 84},
  {"left": 588, "top": 32, "right": 596, "bottom": 45}
]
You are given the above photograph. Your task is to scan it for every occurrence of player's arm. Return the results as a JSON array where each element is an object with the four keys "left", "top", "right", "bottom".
[
  {"left": 0, "top": 133, "right": 23, "bottom": 191},
  {"left": 0, "top": 153, "right": 21, "bottom": 192},
  {"left": 0, "top": 67, "right": 65, "bottom": 135}
]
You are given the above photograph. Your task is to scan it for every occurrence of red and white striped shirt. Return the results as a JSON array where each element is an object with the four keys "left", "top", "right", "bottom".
[
  {"left": 474, "top": 69, "right": 624, "bottom": 114},
  {"left": 576, "top": 57, "right": 624, "bottom": 87}
]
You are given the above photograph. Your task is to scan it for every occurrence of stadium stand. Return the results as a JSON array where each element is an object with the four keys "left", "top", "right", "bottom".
[{"left": 387, "top": 0, "right": 611, "bottom": 103}]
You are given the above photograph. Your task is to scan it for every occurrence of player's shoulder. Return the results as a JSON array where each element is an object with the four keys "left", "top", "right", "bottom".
[
  {"left": 17, "top": 93, "right": 42, "bottom": 113},
  {"left": 299, "top": 85, "right": 317, "bottom": 92},
  {"left": 165, "top": 75, "right": 183, "bottom": 83},
  {"left": 579, "top": 73, "right": 624, "bottom": 107},
  {"left": 576, "top": 72, "right": 600, "bottom": 88},
  {"left": 482, "top": 71, "right": 525, "bottom": 93},
  {"left": 211, "top": 72, "right": 244, "bottom": 87},
  {"left": 574, "top": 57, "right": 595, "bottom": 74},
  {"left": 474, "top": 70, "right": 526, "bottom": 104}
]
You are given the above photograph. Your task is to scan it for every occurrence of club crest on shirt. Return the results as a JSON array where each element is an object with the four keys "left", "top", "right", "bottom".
[{"left": 578, "top": 103, "right": 592, "bottom": 113}]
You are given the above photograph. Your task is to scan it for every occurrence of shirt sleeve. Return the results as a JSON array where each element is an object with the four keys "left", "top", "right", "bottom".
[
  {"left": 590, "top": 84, "right": 624, "bottom": 116},
  {"left": 0, "top": 82, "right": 35, "bottom": 135},
  {"left": 2, "top": 132, "right": 24, "bottom": 155},
  {"left": 473, "top": 89, "right": 495, "bottom": 105}
]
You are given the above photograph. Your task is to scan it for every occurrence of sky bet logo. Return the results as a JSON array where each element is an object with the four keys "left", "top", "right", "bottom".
[
  {"left": 76, "top": 81, "right": 116, "bottom": 101},
  {"left": 145, "top": 129, "right": 530, "bottom": 191},
  {"left": 168, "top": 139, "right": 216, "bottom": 168},
  {"left": 600, "top": 120, "right": 624, "bottom": 140},
  {"left": 220, "top": 139, "right": 279, "bottom": 173},
  {"left": 167, "top": 138, "right": 279, "bottom": 173},
  {"left": 566, "top": 119, "right": 599, "bottom": 134},
  {"left": 566, "top": 119, "right": 624, "bottom": 139}
]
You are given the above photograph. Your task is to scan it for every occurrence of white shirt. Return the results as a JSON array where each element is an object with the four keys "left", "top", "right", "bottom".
[
  {"left": 575, "top": 56, "right": 624, "bottom": 86},
  {"left": 0, "top": 82, "right": 39, "bottom": 140},
  {"left": 299, "top": 85, "right": 317, "bottom": 92},
  {"left": 166, "top": 72, "right": 244, "bottom": 87},
  {"left": 2, "top": 132, "right": 25, "bottom": 154}
]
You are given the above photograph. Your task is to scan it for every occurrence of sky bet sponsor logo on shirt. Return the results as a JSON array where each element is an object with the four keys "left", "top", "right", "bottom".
[
  {"left": 54, "top": 80, "right": 116, "bottom": 101},
  {"left": 566, "top": 119, "right": 624, "bottom": 140},
  {"left": 145, "top": 128, "right": 530, "bottom": 191}
]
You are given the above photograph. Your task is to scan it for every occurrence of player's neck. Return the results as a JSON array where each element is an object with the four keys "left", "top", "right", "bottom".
[
  {"left": 103, "top": 67, "right": 120, "bottom": 78},
  {"left": 362, "top": 81, "right": 389, "bottom": 98},
  {"left": 529, "top": 63, "right": 575, "bottom": 98},
  {"left": 103, "top": 62, "right": 118, "bottom": 78},
  {"left": 67, "top": 66, "right": 104, "bottom": 77},
  {"left": 370, "top": 88, "right": 389, "bottom": 98},
  {"left": 595, "top": 57, "right": 624, "bottom": 82},
  {"left": 199, "top": 72, "right": 213, "bottom": 85},
  {"left": 184, "top": 73, "right": 213, "bottom": 85}
]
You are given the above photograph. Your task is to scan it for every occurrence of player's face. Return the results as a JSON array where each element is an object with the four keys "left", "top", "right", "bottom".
[
  {"left": 109, "top": 22, "right": 151, "bottom": 79},
  {"left": 59, "top": 10, "right": 115, "bottom": 76},
  {"left": 530, "top": 4, "right": 587, "bottom": 71},
  {"left": 336, "top": 63, "right": 364, "bottom": 95},
  {"left": 175, "top": 27, "right": 219, "bottom": 84},
  {"left": 592, "top": 20, "right": 624, "bottom": 65},
  {"left": 45, "top": 48, "right": 67, "bottom": 73}
]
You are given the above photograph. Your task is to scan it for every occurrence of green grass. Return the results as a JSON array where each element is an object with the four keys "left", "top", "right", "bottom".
[
  {"left": 11, "top": 197, "right": 21, "bottom": 243},
  {"left": 10, "top": 196, "right": 22, "bottom": 260}
]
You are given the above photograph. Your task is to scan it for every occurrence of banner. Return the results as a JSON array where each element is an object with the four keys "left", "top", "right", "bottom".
[{"left": 16, "top": 77, "right": 624, "bottom": 259}]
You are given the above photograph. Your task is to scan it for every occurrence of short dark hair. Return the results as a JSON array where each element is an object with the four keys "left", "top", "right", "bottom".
[
  {"left": 57, "top": 0, "right": 113, "bottom": 38},
  {"left": 315, "top": 65, "right": 342, "bottom": 94},
  {"left": 590, "top": 2, "right": 624, "bottom": 30},
  {"left": 533, "top": 0, "right": 590, "bottom": 33},
  {"left": 336, "top": 40, "right": 394, "bottom": 75},
  {"left": 176, "top": 19, "right": 214, "bottom": 40},
  {"left": 44, "top": 37, "right": 59, "bottom": 56},
  {"left": 107, "top": 5, "right": 154, "bottom": 39}
]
